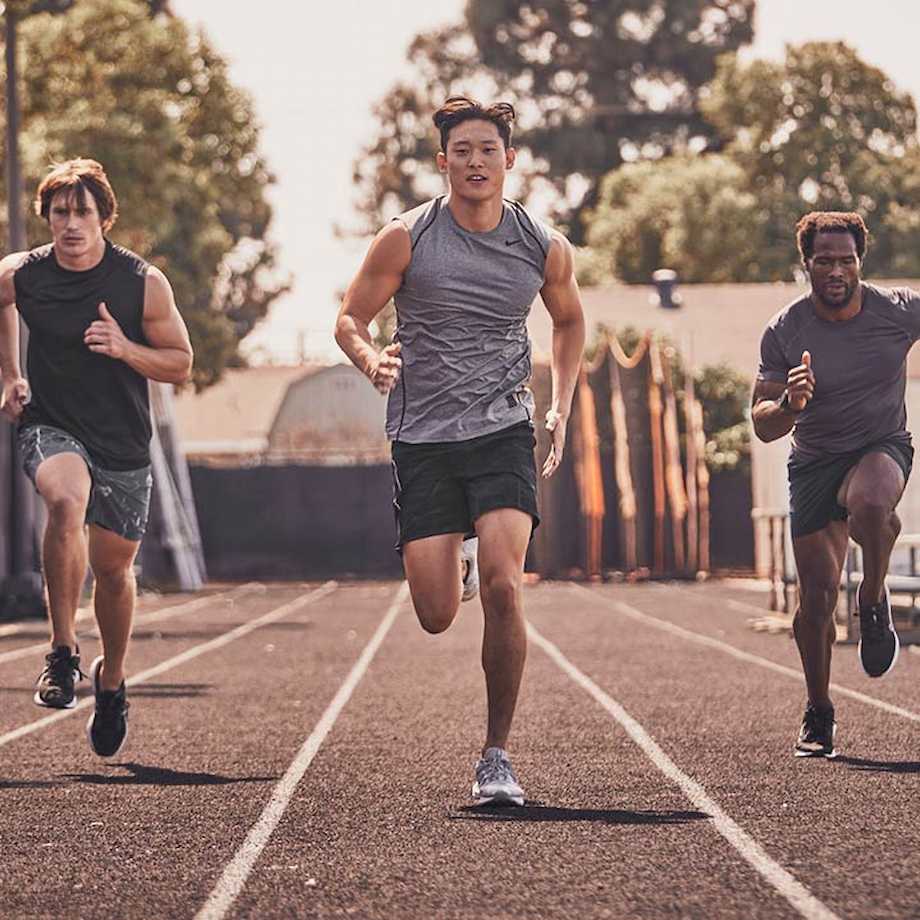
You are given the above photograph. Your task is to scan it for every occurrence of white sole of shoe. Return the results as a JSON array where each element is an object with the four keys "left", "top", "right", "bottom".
[
  {"left": 32, "top": 690, "right": 77, "bottom": 710},
  {"left": 472, "top": 791, "right": 525, "bottom": 807}
]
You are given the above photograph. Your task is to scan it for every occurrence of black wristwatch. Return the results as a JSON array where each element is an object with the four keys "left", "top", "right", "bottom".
[{"left": 778, "top": 389, "right": 804, "bottom": 415}]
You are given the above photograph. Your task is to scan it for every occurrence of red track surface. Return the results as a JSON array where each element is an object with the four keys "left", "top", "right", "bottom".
[{"left": 0, "top": 579, "right": 917, "bottom": 920}]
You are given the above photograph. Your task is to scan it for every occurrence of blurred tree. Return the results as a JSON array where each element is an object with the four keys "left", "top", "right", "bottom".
[
  {"left": 350, "top": 0, "right": 756, "bottom": 241},
  {"left": 583, "top": 154, "right": 766, "bottom": 282},
  {"left": 701, "top": 41, "right": 920, "bottom": 278},
  {"left": 1, "top": 0, "right": 287, "bottom": 389}
]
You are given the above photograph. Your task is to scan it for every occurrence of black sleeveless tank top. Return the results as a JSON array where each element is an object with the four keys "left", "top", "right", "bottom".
[{"left": 14, "top": 240, "right": 152, "bottom": 469}]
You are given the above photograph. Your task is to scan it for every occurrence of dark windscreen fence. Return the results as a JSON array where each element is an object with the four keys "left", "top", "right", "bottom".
[
  {"left": 180, "top": 336, "right": 752, "bottom": 583},
  {"left": 189, "top": 463, "right": 403, "bottom": 581}
]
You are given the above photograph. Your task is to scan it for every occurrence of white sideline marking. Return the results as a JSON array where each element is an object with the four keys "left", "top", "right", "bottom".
[
  {"left": 0, "top": 584, "right": 262, "bottom": 667},
  {"left": 0, "top": 582, "right": 337, "bottom": 750},
  {"left": 529, "top": 622, "right": 841, "bottom": 920},
  {"left": 194, "top": 581, "right": 409, "bottom": 920},
  {"left": 571, "top": 584, "right": 920, "bottom": 725}
]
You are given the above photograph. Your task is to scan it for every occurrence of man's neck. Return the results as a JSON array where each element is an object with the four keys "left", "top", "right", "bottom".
[
  {"left": 445, "top": 192, "right": 504, "bottom": 233},
  {"left": 54, "top": 237, "right": 106, "bottom": 272}
]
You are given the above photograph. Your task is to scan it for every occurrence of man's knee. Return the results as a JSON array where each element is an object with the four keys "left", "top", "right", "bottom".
[
  {"left": 849, "top": 493, "right": 900, "bottom": 540},
  {"left": 44, "top": 492, "right": 87, "bottom": 533},
  {"left": 411, "top": 593, "right": 458, "bottom": 634},
  {"left": 92, "top": 556, "right": 135, "bottom": 590},
  {"left": 797, "top": 577, "right": 839, "bottom": 620},
  {"left": 480, "top": 572, "right": 520, "bottom": 617}
]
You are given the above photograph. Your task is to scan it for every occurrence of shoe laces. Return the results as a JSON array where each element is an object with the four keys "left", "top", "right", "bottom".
[
  {"left": 96, "top": 685, "right": 128, "bottom": 715},
  {"left": 43, "top": 648, "right": 83, "bottom": 682},
  {"left": 802, "top": 704, "right": 833, "bottom": 738},
  {"left": 477, "top": 752, "right": 516, "bottom": 787},
  {"left": 859, "top": 605, "right": 888, "bottom": 642}
]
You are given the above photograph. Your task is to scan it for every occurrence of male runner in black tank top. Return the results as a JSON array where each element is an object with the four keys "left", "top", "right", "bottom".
[{"left": 0, "top": 159, "right": 193, "bottom": 758}]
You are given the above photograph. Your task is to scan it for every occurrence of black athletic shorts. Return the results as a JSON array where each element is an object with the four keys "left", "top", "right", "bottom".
[
  {"left": 390, "top": 421, "right": 540, "bottom": 550},
  {"left": 788, "top": 434, "right": 913, "bottom": 538}
]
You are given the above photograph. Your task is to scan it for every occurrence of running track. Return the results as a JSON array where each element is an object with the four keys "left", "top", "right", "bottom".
[{"left": 0, "top": 579, "right": 917, "bottom": 920}]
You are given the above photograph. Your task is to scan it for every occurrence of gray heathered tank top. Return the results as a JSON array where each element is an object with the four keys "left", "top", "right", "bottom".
[{"left": 385, "top": 196, "right": 551, "bottom": 443}]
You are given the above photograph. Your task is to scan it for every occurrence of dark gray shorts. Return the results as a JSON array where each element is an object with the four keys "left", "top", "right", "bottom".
[
  {"left": 18, "top": 425, "right": 152, "bottom": 542},
  {"left": 788, "top": 435, "right": 913, "bottom": 538}
]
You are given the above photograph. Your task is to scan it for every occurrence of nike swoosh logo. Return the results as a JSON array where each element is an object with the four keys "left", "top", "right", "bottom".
[{"left": 505, "top": 239, "right": 522, "bottom": 246}]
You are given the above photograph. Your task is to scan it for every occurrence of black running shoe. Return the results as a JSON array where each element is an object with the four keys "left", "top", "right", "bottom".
[
  {"left": 794, "top": 703, "right": 836, "bottom": 758},
  {"left": 33, "top": 645, "right": 82, "bottom": 709},
  {"left": 86, "top": 656, "right": 129, "bottom": 758},
  {"left": 858, "top": 583, "right": 899, "bottom": 678}
]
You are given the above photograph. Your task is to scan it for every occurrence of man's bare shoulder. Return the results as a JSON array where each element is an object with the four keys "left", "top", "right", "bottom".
[
  {"left": 0, "top": 251, "right": 32, "bottom": 278},
  {"left": 543, "top": 228, "right": 575, "bottom": 282},
  {"left": 364, "top": 220, "right": 411, "bottom": 271}
]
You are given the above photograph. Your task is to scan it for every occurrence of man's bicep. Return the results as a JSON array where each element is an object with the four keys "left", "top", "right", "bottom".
[
  {"left": 340, "top": 225, "right": 409, "bottom": 326},
  {"left": 0, "top": 253, "right": 27, "bottom": 307},
  {"left": 752, "top": 377, "right": 785, "bottom": 408},
  {"left": 143, "top": 268, "right": 192, "bottom": 350},
  {"left": 540, "top": 233, "right": 583, "bottom": 325}
]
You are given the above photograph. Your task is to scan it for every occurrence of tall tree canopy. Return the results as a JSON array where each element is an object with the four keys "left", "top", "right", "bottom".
[
  {"left": 583, "top": 41, "right": 920, "bottom": 282},
  {"left": 1, "top": 0, "right": 287, "bottom": 388},
  {"left": 700, "top": 41, "right": 920, "bottom": 278},
  {"left": 350, "top": 0, "right": 755, "bottom": 240}
]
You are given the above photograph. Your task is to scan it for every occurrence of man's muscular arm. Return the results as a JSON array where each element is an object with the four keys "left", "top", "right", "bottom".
[
  {"left": 751, "top": 350, "right": 814, "bottom": 443},
  {"left": 539, "top": 230, "right": 586, "bottom": 477},
  {"left": 335, "top": 222, "right": 411, "bottom": 395},
  {"left": 83, "top": 266, "right": 193, "bottom": 384},
  {"left": 0, "top": 253, "right": 30, "bottom": 422}
]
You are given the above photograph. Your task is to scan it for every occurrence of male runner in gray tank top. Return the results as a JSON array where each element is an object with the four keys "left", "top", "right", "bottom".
[
  {"left": 753, "top": 211, "right": 920, "bottom": 758},
  {"left": 336, "top": 96, "right": 585, "bottom": 805},
  {"left": 0, "top": 159, "right": 193, "bottom": 758}
]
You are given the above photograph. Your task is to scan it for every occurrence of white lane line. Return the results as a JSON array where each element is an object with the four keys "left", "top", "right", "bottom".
[
  {"left": 194, "top": 580, "right": 409, "bottom": 920},
  {"left": 0, "top": 582, "right": 338, "bottom": 750},
  {"left": 528, "top": 622, "right": 841, "bottom": 920},
  {"left": 0, "top": 585, "right": 263, "bottom": 667},
  {"left": 571, "top": 584, "right": 920, "bottom": 724}
]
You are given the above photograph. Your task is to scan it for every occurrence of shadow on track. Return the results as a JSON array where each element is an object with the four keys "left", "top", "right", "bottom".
[
  {"left": 450, "top": 804, "right": 709, "bottom": 824},
  {"left": 128, "top": 683, "right": 214, "bottom": 698},
  {"left": 0, "top": 779, "right": 62, "bottom": 789},
  {"left": 60, "top": 762, "right": 278, "bottom": 786},
  {"left": 834, "top": 756, "right": 920, "bottom": 774}
]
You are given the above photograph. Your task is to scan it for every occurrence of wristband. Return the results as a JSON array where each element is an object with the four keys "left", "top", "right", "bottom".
[{"left": 779, "top": 390, "right": 804, "bottom": 415}]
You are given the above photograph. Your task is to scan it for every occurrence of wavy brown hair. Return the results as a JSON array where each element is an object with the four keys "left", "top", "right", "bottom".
[
  {"left": 433, "top": 96, "right": 515, "bottom": 151},
  {"left": 795, "top": 211, "right": 868, "bottom": 262},
  {"left": 35, "top": 158, "right": 119, "bottom": 232}
]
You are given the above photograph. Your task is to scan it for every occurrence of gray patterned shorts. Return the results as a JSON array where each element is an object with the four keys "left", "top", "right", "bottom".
[{"left": 18, "top": 425, "right": 152, "bottom": 542}]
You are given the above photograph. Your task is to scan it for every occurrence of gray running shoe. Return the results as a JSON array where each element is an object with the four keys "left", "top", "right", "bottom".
[
  {"left": 794, "top": 703, "right": 836, "bottom": 758},
  {"left": 34, "top": 645, "right": 82, "bottom": 709},
  {"left": 858, "top": 582, "right": 899, "bottom": 678},
  {"left": 461, "top": 536, "right": 479, "bottom": 602},
  {"left": 472, "top": 747, "right": 524, "bottom": 806}
]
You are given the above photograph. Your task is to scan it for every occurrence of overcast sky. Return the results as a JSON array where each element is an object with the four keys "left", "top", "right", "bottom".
[{"left": 169, "top": 1, "right": 920, "bottom": 363}]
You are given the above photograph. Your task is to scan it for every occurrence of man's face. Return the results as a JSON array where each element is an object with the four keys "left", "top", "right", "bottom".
[
  {"left": 48, "top": 188, "right": 105, "bottom": 259},
  {"left": 436, "top": 119, "right": 514, "bottom": 200},
  {"left": 807, "top": 231, "right": 861, "bottom": 309}
]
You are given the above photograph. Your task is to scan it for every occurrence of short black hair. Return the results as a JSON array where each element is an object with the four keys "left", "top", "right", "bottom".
[
  {"left": 796, "top": 211, "right": 868, "bottom": 262},
  {"left": 433, "top": 96, "right": 515, "bottom": 151}
]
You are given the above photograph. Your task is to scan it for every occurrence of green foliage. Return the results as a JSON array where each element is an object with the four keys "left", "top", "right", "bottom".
[
  {"left": 584, "top": 155, "right": 766, "bottom": 282},
  {"left": 350, "top": 1, "right": 755, "bottom": 240},
  {"left": 1, "top": 0, "right": 288, "bottom": 389},
  {"left": 700, "top": 41, "right": 920, "bottom": 278}
]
